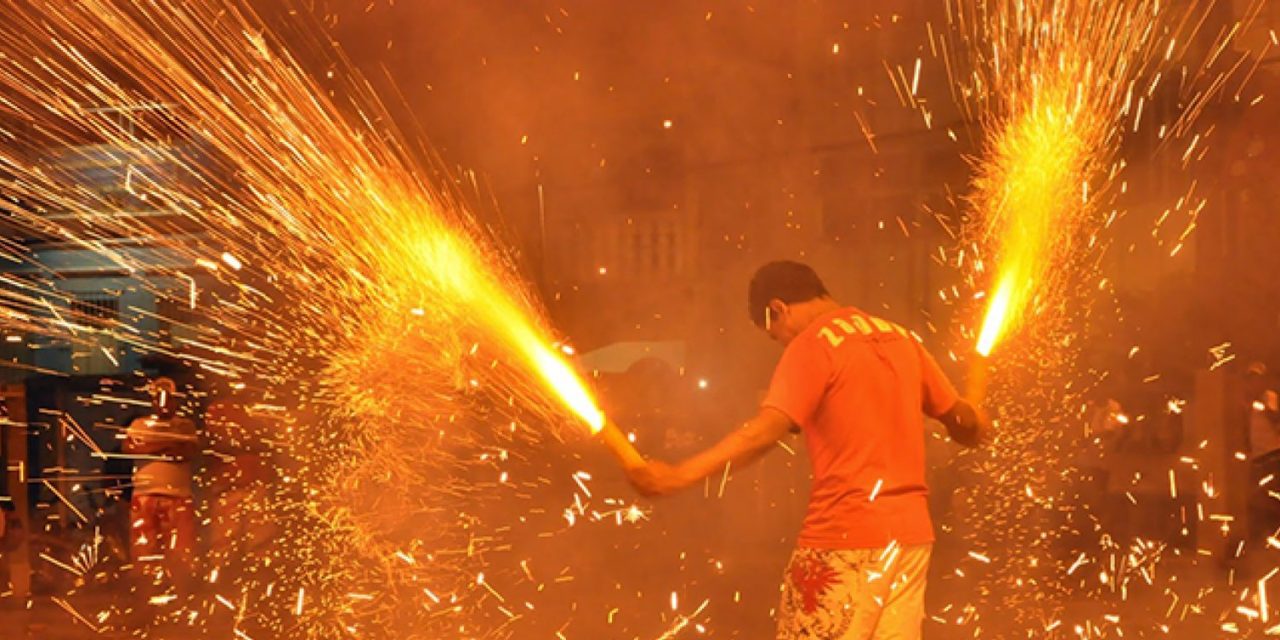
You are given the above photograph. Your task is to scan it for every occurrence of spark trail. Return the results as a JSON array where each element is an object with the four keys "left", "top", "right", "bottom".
[
  {"left": 963, "top": 0, "right": 1175, "bottom": 356},
  {"left": 0, "top": 0, "right": 607, "bottom": 636},
  {"left": 943, "top": 0, "right": 1260, "bottom": 635}
]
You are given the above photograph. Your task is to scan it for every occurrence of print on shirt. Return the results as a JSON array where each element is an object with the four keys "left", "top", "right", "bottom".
[{"left": 816, "top": 311, "right": 910, "bottom": 348}]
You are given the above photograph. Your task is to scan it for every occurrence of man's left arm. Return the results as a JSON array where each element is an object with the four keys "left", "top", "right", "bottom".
[
  {"left": 627, "top": 332, "right": 829, "bottom": 497},
  {"left": 626, "top": 407, "right": 794, "bottom": 497}
]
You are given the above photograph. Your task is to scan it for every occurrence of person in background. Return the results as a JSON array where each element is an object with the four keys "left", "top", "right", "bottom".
[
  {"left": 623, "top": 261, "right": 991, "bottom": 640},
  {"left": 0, "top": 400, "right": 12, "bottom": 542},
  {"left": 1082, "top": 396, "right": 1126, "bottom": 530},
  {"left": 1246, "top": 362, "right": 1280, "bottom": 544},
  {"left": 125, "top": 377, "right": 198, "bottom": 594},
  {"left": 205, "top": 382, "right": 281, "bottom": 578}
]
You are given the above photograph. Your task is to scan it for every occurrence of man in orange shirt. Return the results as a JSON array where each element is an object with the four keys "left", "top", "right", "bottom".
[
  {"left": 626, "top": 261, "right": 990, "bottom": 639},
  {"left": 125, "top": 377, "right": 198, "bottom": 595}
]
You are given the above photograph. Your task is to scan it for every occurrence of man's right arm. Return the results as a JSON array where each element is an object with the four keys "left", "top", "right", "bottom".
[{"left": 625, "top": 407, "right": 795, "bottom": 497}]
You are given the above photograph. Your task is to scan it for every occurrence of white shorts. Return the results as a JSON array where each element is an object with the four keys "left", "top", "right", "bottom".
[{"left": 777, "top": 543, "right": 931, "bottom": 640}]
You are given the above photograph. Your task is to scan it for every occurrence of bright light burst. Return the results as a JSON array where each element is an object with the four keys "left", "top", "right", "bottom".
[
  {"left": 407, "top": 233, "right": 604, "bottom": 432},
  {"left": 0, "top": 0, "right": 606, "bottom": 636},
  {"left": 962, "top": 0, "right": 1171, "bottom": 357},
  {"left": 970, "top": 81, "right": 1101, "bottom": 357},
  {"left": 946, "top": 0, "right": 1258, "bottom": 635}
]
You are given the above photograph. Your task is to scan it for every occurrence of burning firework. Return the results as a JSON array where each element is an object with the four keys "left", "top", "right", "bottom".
[
  {"left": 942, "top": 0, "right": 1260, "bottom": 634},
  {"left": 960, "top": 0, "right": 1180, "bottom": 357},
  {"left": 0, "top": 0, "right": 625, "bottom": 636}
]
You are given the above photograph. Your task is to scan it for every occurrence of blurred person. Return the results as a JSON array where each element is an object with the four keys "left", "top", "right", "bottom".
[
  {"left": 125, "top": 377, "right": 198, "bottom": 594},
  {"left": 1089, "top": 398, "right": 1128, "bottom": 438},
  {"left": 1245, "top": 363, "right": 1280, "bottom": 455},
  {"left": 1080, "top": 397, "right": 1126, "bottom": 532},
  {"left": 1247, "top": 370, "right": 1280, "bottom": 543},
  {"left": 0, "top": 400, "right": 12, "bottom": 541},
  {"left": 99, "top": 432, "right": 137, "bottom": 564},
  {"left": 623, "top": 261, "right": 991, "bottom": 640},
  {"left": 0, "top": 399, "right": 17, "bottom": 612},
  {"left": 204, "top": 383, "right": 281, "bottom": 573}
]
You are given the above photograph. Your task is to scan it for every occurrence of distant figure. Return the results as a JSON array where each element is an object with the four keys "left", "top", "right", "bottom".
[
  {"left": 0, "top": 400, "right": 12, "bottom": 542},
  {"left": 1082, "top": 397, "right": 1126, "bottom": 515},
  {"left": 205, "top": 383, "right": 280, "bottom": 572},
  {"left": 1246, "top": 363, "right": 1280, "bottom": 542},
  {"left": 1246, "top": 363, "right": 1280, "bottom": 458},
  {"left": 624, "top": 261, "right": 991, "bottom": 640},
  {"left": 125, "top": 377, "right": 197, "bottom": 593}
]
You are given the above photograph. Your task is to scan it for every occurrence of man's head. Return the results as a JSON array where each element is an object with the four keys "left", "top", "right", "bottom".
[
  {"left": 1246, "top": 361, "right": 1270, "bottom": 398},
  {"left": 747, "top": 260, "right": 833, "bottom": 344},
  {"left": 149, "top": 377, "right": 178, "bottom": 419}
]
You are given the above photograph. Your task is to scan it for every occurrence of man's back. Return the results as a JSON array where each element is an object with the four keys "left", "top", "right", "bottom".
[{"left": 763, "top": 307, "right": 958, "bottom": 549}]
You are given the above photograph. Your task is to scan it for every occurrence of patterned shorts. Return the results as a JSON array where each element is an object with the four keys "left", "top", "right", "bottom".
[{"left": 776, "top": 543, "right": 931, "bottom": 640}]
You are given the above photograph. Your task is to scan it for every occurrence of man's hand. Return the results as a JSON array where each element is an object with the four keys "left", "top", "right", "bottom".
[
  {"left": 940, "top": 398, "right": 993, "bottom": 447},
  {"left": 626, "top": 461, "right": 689, "bottom": 498}
]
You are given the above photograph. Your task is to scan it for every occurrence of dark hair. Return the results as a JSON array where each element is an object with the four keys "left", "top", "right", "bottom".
[{"left": 747, "top": 261, "right": 829, "bottom": 327}]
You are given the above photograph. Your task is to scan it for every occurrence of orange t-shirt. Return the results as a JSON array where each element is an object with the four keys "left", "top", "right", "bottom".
[{"left": 762, "top": 307, "right": 959, "bottom": 549}]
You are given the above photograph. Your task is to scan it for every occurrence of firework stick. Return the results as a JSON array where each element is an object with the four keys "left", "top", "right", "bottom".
[
  {"left": 966, "top": 355, "right": 991, "bottom": 407},
  {"left": 597, "top": 420, "right": 645, "bottom": 470}
]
